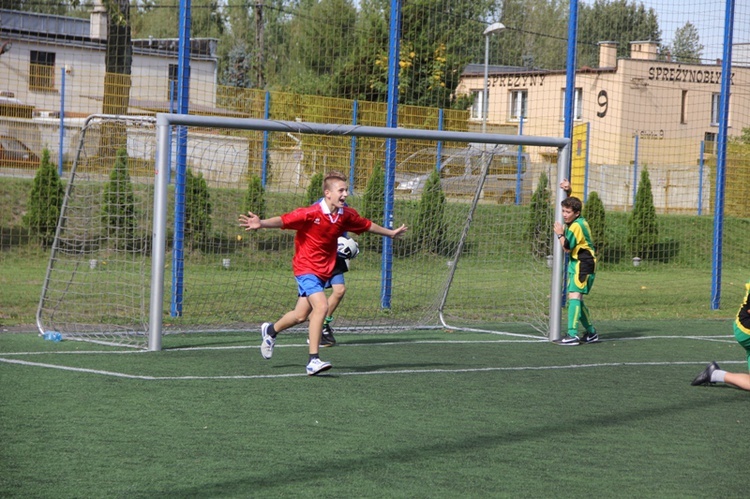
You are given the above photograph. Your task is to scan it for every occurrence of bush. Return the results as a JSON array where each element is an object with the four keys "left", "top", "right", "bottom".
[
  {"left": 360, "top": 164, "right": 385, "bottom": 253},
  {"left": 582, "top": 191, "right": 607, "bottom": 254},
  {"left": 244, "top": 174, "right": 266, "bottom": 219},
  {"left": 526, "top": 171, "right": 553, "bottom": 258},
  {"left": 185, "top": 168, "right": 213, "bottom": 248},
  {"left": 23, "top": 148, "right": 64, "bottom": 248},
  {"left": 101, "top": 148, "right": 136, "bottom": 249},
  {"left": 627, "top": 168, "right": 659, "bottom": 258},
  {"left": 306, "top": 172, "right": 324, "bottom": 206},
  {"left": 415, "top": 169, "right": 446, "bottom": 253}
]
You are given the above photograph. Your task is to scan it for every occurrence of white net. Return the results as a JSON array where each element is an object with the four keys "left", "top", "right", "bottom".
[{"left": 38, "top": 115, "right": 564, "bottom": 348}]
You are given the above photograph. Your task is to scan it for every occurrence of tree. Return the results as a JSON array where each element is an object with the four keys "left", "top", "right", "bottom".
[
  {"left": 670, "top": 22, "right": 703, "bottom": 64},
  {"left": 244, "top": 174, "right": 266, "bottom": 220},
  {"left": 101, "top": 0, "right": 133, "bottom": 156},
  {"left": 526, "top": 171, "right": 553, "bottom": 258},
  {"left": 415, "top": 169, "right": 446, "bottom": 253},
  {"left": 23, "top": 148, "right": 64, "bottom": 247},
  {"left": 306, "top": 172, "right": 324, "bottom": 206},
  {"left": 185, "top": 168, "right": 213, "bottom": 248},
  {"left": 360, "top": 163, "right": 385, "bottom": 252},
  {"left": 627, "top": 168, "right": 659, "bottom": 258},
  {"left": 102, "top": 148, "right": 136, "bottom": 249},
  {"left": 577, "top": 0, "right": 662, "bottom": 68},
  {"left": 581, "top": 191, "right": 606, "bottom": 254}
]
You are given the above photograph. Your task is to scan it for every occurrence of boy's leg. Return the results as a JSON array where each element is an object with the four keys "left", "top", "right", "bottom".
[
  {"left": 327, "top": 283, "right": 346, "bottom": 318},
  {"left": 567, "top": 295, "right": 582, "bottom": 337},
  {"left": 273, "top": 297, "right": 313, "bottom": 334},
  {"left": 306, "top": 291, "right": 329, "bottom": 356}
]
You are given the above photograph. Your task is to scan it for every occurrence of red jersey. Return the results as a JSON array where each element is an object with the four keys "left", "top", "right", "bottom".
[{"left": 280, "top": 200, "right": 372, "bottom": 279}]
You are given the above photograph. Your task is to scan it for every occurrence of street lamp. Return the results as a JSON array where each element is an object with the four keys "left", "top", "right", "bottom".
[{"left": 482, "top": 22, "right": 505, "bottom": 133}]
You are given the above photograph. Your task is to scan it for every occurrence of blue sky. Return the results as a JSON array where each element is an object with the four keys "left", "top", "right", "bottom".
[{"left": 583, "top": 0, "right": 750, "bottom": 62}]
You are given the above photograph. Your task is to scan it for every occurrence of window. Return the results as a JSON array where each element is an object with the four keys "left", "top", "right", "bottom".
[
  {"left": 560, "top": 88, "right": 582, "bottom": 121},
  {"left": 711, "top": 93, "right": 731, "bottom": 126},
  {"left": 29, "top": 51, "right": 56, "bottom": 91},
  {"left": 509, "top": 90, "right": 527, "bottom": 122},
  {"left": 680, "top": 90, "right": 688, "bottom": 124},
  {"left": 470, "top": 89, "right": 485, "bottom": 120},
  {"left": 168, "top": 64, "right": 179, "bottom": 103},
  {"left": 704, "top": 132, "right": 717, "bottom": 154}
]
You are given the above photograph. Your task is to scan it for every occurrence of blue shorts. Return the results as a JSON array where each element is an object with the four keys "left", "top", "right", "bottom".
[
  {"left": 295, "top": 274, "right": 327, "bottom": 297},
  {"left": 325, "top": 272, "right": 345, "bottom": 288}
]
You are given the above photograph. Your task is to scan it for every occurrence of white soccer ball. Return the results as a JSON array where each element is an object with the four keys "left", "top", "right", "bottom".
[{"left": 337, "top": 236, "right": 359, "bottom": 260}]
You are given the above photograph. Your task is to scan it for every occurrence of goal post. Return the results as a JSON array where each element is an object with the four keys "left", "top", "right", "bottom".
[
  {"left": 37, "top": 113, "right": 570, "bottom": 350},
  {"left": 149, "top": 113, "right": 570, "bottom": 350}
]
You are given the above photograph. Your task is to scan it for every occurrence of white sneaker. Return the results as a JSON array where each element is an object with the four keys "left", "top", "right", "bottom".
[
  {"left": 306, "top": 358, "right": 332, "bottom": 376},
  {"left": 260, "top": 322, "right": 275, "bottom": 359}
]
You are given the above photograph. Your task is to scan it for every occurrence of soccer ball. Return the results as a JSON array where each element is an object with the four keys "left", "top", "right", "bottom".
[{"left": 337, "top": 236, "right": 359, "bottom": 260}]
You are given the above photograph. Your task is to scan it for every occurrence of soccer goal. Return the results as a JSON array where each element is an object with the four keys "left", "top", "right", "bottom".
[{"left": 37, "top": 113, "right": 570, "bottom": 349}]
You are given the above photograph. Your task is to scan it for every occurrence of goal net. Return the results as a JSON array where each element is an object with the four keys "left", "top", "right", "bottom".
[{"left": 37, "top": 114, "right": 569, "bottom": 349}]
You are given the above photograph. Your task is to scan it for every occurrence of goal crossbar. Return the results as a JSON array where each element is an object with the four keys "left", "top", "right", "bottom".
[{"left": 150, "top": 113, "right": 571, "bottom": 350}]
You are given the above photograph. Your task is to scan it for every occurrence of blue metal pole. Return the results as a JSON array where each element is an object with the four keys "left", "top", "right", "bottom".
[
  {"left": 262, "top": 91, "right": 270, "bottom": 187},
  {"left": 698, "top": 141, "right": 705, "bottom": 216},
  {"left": 562, "top": 0, "right": 578, "bottom": 150},
  {"left": 171, "top": 0, "right": 192, "bottom": 317},
  {"left": 632, "top": 134, "right": 639, "bottom": 207},
  {"left": 58, "top": 68, "right": 65, "bottom": 176},
  {"left": 381, "top": 0, "right": 402, "bottom": 310},
  {"left": 711, "top": 0, "right": 735, "bottom": 310},
  {"left": 349, "top": 100, "right": 358, "bottom": 194}
]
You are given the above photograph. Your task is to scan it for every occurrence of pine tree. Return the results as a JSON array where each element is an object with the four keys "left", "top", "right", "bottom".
[
  {"left": 416, "top": 169, "right": 446, "bottom": 253},
  {"left": 582, "top": 191, "right": 606, "bottom": 254},
  {"left": 244, "top": 174, "right": 266, "bottom": 220},
  {"left": 185, "top": 168, "right": 213, "bottom": 248},
  {"left": 306, "top": 172, "right": 324, "bottom": 206},
  {"left": 23, "top": 148, "right": 64, "bottom": 248},
  {"left": 627, "top": 168, "right": 659, "bottom": 258},
  {"left": 101, "top": 148, "right": 136, "bottom": 250},
  {"left": 360, "top": 164, "right": 385, "bottom": 253},
  {"left": 526, "top": 171, "right": 553, "bottom": 258}
]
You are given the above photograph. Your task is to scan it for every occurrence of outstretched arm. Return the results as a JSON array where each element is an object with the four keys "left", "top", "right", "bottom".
[
  {"left": 238, "top": 212, "right": 283, "bottom": 231},
  {"left": 367, "top": 222, "right": 408, "bottom": 239}
]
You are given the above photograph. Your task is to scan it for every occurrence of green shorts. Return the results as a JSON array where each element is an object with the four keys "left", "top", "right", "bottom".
[
  {"left": 568, "top": 269, "right": 595, "bottom": 295},
  {"left": 733, "top": 322, "right": 750, "bottom": 371}
]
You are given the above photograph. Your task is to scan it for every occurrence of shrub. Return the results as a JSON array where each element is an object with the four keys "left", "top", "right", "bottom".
[
  {"left": 244, "top": 174, "right": 266, "bottom": 219},
  {"left": 185, "top": 168, "right": 213, "bottom": 248},
  {"left": 416, "top": 169, "right": 446, "bottom": 253},
  {"left": 101, "top": 148, "right": 136, "bottom": 249},
  {"left": 360, "top": 163, "right": 385, "bottom": 252},
  {"left": 627, "top": 168, "right": 659, "bottom": 258},
  {"left": 306, "top": 172, "right": 324, "bottom": 205},
  {"left": 526, "top": 171, "right": 553, "bottom": 258},
  {"left": 23, "top": 148, "right": 64, "bottom": 248},
  {"left": 582, "top": 191, "right": 607, "bottom": 254}
]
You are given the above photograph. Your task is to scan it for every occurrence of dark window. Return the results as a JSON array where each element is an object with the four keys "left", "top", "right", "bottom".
[{"left": 29, "top": 51, "right": 55, "bottom": 91}]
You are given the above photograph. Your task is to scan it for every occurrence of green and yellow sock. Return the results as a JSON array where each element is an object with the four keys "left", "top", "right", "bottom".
[{"left": 567, "top": 298, "right": 581, "bottom": 337}]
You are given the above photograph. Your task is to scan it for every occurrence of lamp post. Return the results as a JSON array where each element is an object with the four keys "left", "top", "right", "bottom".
[{"left": 482, "top": 22, "right": 505, "bottom": 133}]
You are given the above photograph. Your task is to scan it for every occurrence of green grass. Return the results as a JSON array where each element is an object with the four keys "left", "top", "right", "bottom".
[{"left": 1, "top": 323, "right": 746, "bottom": 497}]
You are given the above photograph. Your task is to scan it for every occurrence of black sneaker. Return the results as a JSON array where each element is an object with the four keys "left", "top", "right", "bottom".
[
  {"left": 581, "top": 332, "right": 599, "bottom": 344},
  {"left": 555, "top": 335, "right": 580, "bottom": 346},
  {"left": 691, "top": 361, "right": 720, "bottom": 386},
  {"left": 321, "top": 323, "right": 336, "bottom": 347}
]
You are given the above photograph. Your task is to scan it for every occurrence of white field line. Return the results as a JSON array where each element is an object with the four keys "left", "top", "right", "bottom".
[{"left": 0, "top": 334, "right": 741, "bottom": 380}]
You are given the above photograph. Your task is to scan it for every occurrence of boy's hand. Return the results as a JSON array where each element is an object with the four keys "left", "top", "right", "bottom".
[
  {"left": 553, "top": 221, "right": 565, "bottom": 236},
  {"left": 239, "top": 212, "right": 261, "bottom": 231},
  {"left": 391, "top": 224, "right": 408, "bottom": 239},
  {"left": 560, "top": 179, "right": 571, "bottom": 194}
]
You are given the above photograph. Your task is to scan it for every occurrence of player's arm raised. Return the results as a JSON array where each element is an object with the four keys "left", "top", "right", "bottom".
[
  {"left": 367, "top": 222, "right": 408, "bottom": 239},
  {"left": 239, "top": 212, "right": 283, "bottom": 231}
]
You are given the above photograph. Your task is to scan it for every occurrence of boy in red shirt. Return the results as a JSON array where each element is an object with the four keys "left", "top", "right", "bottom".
[{"left": 239, "top": 171, "right": 408, "bottom": 375}]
